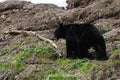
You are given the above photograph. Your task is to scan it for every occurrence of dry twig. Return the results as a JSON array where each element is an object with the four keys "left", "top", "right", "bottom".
[
  {"left": 4, "top": 30, "right": 58, "bottom": 49},
  {"left": 4, "top": 30, "right": 65, "bottom": 57}
]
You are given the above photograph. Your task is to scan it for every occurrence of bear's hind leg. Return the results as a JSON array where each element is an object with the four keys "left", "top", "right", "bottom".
[{"left": 94, "top": 44, "right": 107, "bottom": 60}]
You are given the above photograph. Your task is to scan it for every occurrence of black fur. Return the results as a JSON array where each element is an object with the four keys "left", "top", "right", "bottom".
[{"left": 54, "top": 23, "right": 107, "bottom": 60}]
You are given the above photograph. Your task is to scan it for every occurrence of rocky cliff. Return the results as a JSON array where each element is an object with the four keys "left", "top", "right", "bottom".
[{"left": 0, "top": 0, "right": 120, "bottom": 33}]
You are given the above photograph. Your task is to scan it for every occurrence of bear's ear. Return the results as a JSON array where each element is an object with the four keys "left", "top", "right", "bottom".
[
  {"left": 59, "top": 23, "right": 63, "bottom": 27},
  {"left": 59, "top": 22, "right": 64, "bottom": 28}
]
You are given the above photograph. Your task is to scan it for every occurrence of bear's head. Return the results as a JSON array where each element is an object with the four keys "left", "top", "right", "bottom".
[{"left": 53, "top": 23, "right": 66, "bottom": 41}]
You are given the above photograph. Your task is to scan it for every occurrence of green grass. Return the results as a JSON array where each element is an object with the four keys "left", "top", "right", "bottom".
[
  {"left": 1, "top": 52, "right": 29, "bottom": 73},
  {"left": 27, "top": 66, "right": 61, "bottom": 80},
  {"left": 109, "top": 59, "right": 120, "bottom": 66},
  {"left": 0, "top": 63, "right": 10, "bottom": 72},
  {"left": 96, "top": 24, "right": 111, "bottom": 33},
  {"left": 112, "top": 48, "right": 120, "bottom": 56},
  {"left": 20, "top": 43, "right": 57, "bottom": 58},
  {"left": 0, "top": 41, "right": 58, "bottom": 79},
  {"left": 57, "top": 58, "right": 102, "bottom": 73},
  {"left": 0, "top": 35, "right": 120, "bottom": 80},
  {"left": 47, "top": 74, "right": 77, "bottom": 80},
  {"left": 1, "top": 48, "right": 12, "bottom": 55}
]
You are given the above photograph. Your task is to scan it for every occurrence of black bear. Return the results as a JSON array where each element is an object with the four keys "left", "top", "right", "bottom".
[{"left": 54, "top": 23, "right": 107, "bottom": 60}]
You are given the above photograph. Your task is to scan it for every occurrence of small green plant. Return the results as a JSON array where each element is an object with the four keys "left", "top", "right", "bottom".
[
  {"left": 12, "top": 52, "right": 29, "bottom": 62},
  {"left": 0, "top": 63, "right": 10, "bottom": 72},
  {"left": 57, "top": 58, "right": 90, "bottom": 71},
  {"left": 109, "top": 59, "right": 120, "bottom": 66},
  {"left": 112, "top": 48, "right": 120, "bottom": 56},
  {"left": 1, "top": 48, "right": 11, "bottom": 55},
  {"left": 57, "top": 58, "right": 102, "bottom": 73},
  {"left": 71, "top": 59, "right": 89, "bottom": 69},
  {"left": 47, "top": 74, "right": 77, "bottom": 80},
  {"left": 20, "top": 44, "right": 56, "bottom": 58},
  {"left": 0, "top": 52, "right": 29, "bottom": 77},
  {"left": 48, "top": 68, "right": 59, "bottom": 74},
  {"left": 96, "top": 24, "right": 111, "bottom": 33}
]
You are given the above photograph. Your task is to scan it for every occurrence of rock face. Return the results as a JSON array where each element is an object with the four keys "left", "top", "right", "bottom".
[
  {"left": 67, "top": 0, "right": 120, "bottom": 27},
  {"left": 66, "top": 0, "right": 97, "bottom": 9},
  {"left": 77, "top": 0, "right": 120, "bottom": 26},
  {"left": 0, "top": 0, "right": 120, "bottom": 34},
  {"left": 0, "top": 1, "right": 65, "bottom": 33},
  {"left": 0, "top": 0, "right": 120, "bottom": 36}
]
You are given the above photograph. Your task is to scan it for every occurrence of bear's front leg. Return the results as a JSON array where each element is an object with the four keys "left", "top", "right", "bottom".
[{"left": 66, "top": 41, "right": 77, "bottom": 59}]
